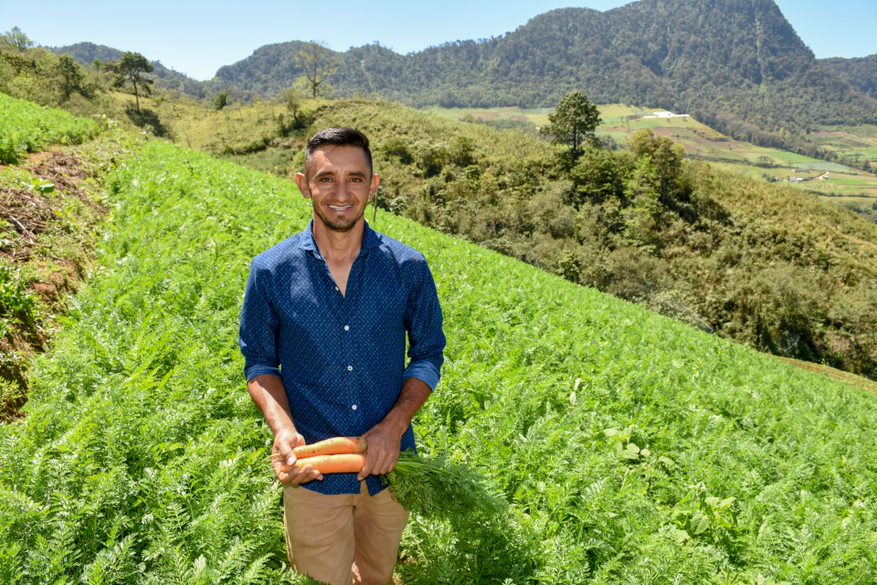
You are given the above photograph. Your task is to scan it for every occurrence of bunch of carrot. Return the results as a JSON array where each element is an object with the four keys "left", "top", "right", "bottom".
[
  {"left": 290, "top": 436, "right": 368, "bottom": 474},
  {"left": 287, "top": 438, "right": 503, "bottom": 523}
]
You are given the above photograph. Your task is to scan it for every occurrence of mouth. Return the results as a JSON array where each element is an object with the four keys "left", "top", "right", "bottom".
[{"left": 328, "top": 204, "right": 353, "bottom": 211}]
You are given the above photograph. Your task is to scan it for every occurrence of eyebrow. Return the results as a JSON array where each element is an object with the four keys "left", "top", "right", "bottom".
[{"left": 313, "top": 169, "right": 369, "bottom": 179}]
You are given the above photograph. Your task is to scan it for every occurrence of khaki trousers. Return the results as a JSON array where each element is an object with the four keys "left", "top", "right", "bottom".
[{"left": 283, "top": 482, "right": 409, "bottom": 585}]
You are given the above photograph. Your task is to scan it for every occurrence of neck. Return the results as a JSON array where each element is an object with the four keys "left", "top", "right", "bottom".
[{"left": 312, "top": 218, "right": 365, "bottom": 262}]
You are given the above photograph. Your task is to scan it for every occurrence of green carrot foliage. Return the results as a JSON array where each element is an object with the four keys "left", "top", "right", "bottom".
[
  {"left": 0, "top": 92, "right": 100, "bottom": 163},
  {"left": 0, "top": 111, "right": 876, "bottom": 583}
]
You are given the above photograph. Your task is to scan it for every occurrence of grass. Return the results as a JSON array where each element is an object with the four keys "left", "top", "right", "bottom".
[{"left": 0, "top": 133, "right": 875, "bottom": 583}]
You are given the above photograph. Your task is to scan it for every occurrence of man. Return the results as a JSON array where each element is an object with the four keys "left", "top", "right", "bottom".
[{"left": 239, "top": 127, "right": 445, "bottom": 585}]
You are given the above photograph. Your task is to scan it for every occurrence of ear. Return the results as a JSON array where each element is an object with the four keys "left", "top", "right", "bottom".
[
  {"left": 368, "top": 174, "right": 382, "bottom": 200},
  {"left": 295, "top": 172, "right": 311, "bottom": 199}
]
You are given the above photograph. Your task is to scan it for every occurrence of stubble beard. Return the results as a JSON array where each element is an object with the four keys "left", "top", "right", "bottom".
[{"left": 313, "top": 201, "right": 363, "bottom": 233}]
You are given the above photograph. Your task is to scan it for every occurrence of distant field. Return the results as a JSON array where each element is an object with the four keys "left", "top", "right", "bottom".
[
  {"left": 427, "top": 104, "right": 877, "bottom": 212},
  {"left": 423, "top": 105, "right": 551, "bottom": 128},
  {"left": 811, "top": 124, "right": 877, "bottom": 166}
]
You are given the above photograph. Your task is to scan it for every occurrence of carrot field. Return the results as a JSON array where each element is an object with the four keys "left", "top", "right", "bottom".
[
  {"left": 1, "top": 109, "right": 877, "bottom": 583},
  {"left": 0, "top": 93, "right": 100, "bottom": 164}
]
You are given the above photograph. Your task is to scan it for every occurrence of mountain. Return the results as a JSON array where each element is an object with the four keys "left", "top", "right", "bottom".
[
  {"left": 821, "top": 54, "right": 877, "bottom": 100},
  {"left": 215, "top": 0, "right": 877, "bottom": 154},
  {"left": 49, "top": 0, "right": 877, "bottom": 157},
  {"left": 51, "top": 42, "right": 210, "bottom": 98}
]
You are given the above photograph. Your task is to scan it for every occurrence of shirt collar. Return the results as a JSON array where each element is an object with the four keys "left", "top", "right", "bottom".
[{"left": 300, "top": 220, "right": 381, "bottom": 257}]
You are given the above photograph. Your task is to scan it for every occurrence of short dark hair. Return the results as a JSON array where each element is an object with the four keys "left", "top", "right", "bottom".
[{"left": 304, "top": 127, "right": 373, "bottom": 176}]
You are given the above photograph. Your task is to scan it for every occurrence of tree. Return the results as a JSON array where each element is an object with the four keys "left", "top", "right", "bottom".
[
  {"left": 627, "top": 129, "right": 686, "bottom": 206},
  {"left": 214, "top": 91, "right": 229, "bottom": 110},
  {"left": 540, "top": 91, "right": 601, "bottom": 163},
  {"left": 295, "top": 41, "right": 338, "bottom": 99},
  {"left": 0, "top": 27, "right": 34, "bottom": 51},
  {"left": 569, "top": 146, "right": 629, "bottom": 206},
  {"left": 110, "top": 51, "right": 154, "bottom": 112},
  {"left": 56, "top": 55, "right": 85, "bottom": 101}
]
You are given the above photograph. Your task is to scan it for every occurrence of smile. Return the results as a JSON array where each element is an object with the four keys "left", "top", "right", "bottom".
[{"left": 328, "top": 204, "right": 353, "bottom": 211}]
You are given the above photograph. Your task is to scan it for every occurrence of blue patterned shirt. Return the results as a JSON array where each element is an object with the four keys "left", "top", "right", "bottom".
[{"left": 239, "top": 221, "right": 445, "bottom": 495}]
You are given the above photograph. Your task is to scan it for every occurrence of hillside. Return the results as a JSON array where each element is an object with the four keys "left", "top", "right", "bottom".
[
  {"left": 50, "top": 42, "right": 211, "bottom": 98},
  {"left": 1, "top": 99, "right": 877, "bottom": 581},
  {"left": 0, "top": 93, "right": 115, "bottom": 420},
  {"left": 274, "top": 99, "right": 877, "bottom": 380},
  {"left": 821, "top": 54, "right": 877, "bottom": 100},
  {"left": 105, "top": 90, "right": 877, "bottom": 380},
  {"left": 37, "top": 0, "right": 877, "bottom": 163}
]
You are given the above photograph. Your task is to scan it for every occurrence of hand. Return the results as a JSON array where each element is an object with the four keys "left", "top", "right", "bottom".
[
  {"left": 272, "top": 429, "right": 323, "bottom": 485},
  {"left": 359, "top": 422, "right": 403, "bottom": 480}
]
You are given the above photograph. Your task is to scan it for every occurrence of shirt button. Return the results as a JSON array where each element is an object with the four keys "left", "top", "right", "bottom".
[
  {"left": 335, "top": 286, "right": 339, "bottom": 292},
  {"left": 351, "top": 404, "right": 358, "bottom": 411},
  {"left": 344, "top": 325, "right": 350, "bottom": 331},
  {"left": 347, "top": 365, "right": 353, "bottom": 372}
]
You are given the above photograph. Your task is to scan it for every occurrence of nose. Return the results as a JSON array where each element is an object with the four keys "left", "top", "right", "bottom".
[{"left": 331, "top": 181, "right": 353, "bottom": 203}]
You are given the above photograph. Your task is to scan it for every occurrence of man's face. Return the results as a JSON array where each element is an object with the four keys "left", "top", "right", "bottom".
[{"left": 295, "top": 145, "right": 380, "bottom": 233}]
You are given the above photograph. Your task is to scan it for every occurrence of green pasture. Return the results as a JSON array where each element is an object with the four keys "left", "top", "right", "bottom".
[{"left": 1, "top": 132, "right": 876, "bottom": 583}]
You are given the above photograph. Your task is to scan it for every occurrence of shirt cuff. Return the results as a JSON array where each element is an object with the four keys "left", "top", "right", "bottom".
[
  {"left": 245, "top": 365, "right": 281, "bottom": 382},
  {"left": 402, "top": 361, "right": 440, "bottom": 391}
]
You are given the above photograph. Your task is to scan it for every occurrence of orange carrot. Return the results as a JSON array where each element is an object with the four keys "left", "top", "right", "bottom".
[
  {"left": 292, "top": 453, "right": 365, "bottom": 475},
  {"left": 293, "top": 436, "right": 367, "bottom": 459}
]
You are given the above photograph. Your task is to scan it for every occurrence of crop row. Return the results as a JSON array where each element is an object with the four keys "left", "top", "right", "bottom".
[{"left": 0, "top": 92, "right": 101, "bottom": 164}]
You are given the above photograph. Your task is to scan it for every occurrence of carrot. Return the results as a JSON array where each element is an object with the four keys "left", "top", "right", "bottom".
[
  {"left": 293, "top": 436, "right": 367, "bottom": 459},
  {"left": 292, "top": 453, "right": 365, "bottom": 475}
]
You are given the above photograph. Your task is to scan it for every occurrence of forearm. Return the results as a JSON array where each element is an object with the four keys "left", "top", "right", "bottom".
[
  {"left": 247, "top": 374, "right": 296, "bottom": 436},
  {"left": 248, "top": 374, "right": 324, "bottom": 484},
  {"left": 378, "top": 377, "right": 432, "bottom": 439},
  {"left": 359, "top": 378, "right": 431, "bottom": 478}
]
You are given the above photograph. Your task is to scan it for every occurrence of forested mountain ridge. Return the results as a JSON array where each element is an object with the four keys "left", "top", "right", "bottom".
[
  {"left": 49, "top": 0, "right": 876, "bottom": 158},
  {"left": 50, "top": 42, "right": 210, "bottom": 98},
  {"left": 821, "top": 54, "right": 877, "bottom": 100},
  {"left": 210, "top": 0, "right": 877, "bottom": 156}
]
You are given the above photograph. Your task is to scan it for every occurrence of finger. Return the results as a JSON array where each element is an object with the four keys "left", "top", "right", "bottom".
[
  {"left": 283, "top": 461, "right": 324, "bottom": 485},
  {"left": 360, "top": 450, "right": 391, "bottom": 479},
  {"left": 274, "top": 442, "right": 297, "bottom": 465},
  {"left": 290, "top": 467, "right": 322, "bottom": 485},
  {"left": 357, "top": 455, "right": 372, "bottom": 480},
  {"left": 376, "top": 452, "right": 400, "bottom": 476}
]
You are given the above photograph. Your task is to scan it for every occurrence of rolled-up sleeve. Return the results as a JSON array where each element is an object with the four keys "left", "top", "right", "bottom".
[
  {"left": 402, "top": 260, "right": 446, "bottom": 391},
  {"left": 239, "top": 260, "right": 281, "bottom": 382}
]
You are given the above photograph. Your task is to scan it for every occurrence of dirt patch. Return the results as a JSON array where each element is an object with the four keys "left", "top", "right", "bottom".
[
  {"left": 28, "top": 151, "right": 105, "bottom": 213},
  {"left": 0, "top": 188, "right": 58, "bottom": 262},
  {"left": 1, "top": 149, "right": 108, "bottom": 422},
  {"left": 776, "top": 356, "right": 877, "bottom": 396}
]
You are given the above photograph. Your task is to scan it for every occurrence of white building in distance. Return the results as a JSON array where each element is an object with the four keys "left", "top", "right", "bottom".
[{"left": 643, "top": 110, "right": 691, "bottom": 119}]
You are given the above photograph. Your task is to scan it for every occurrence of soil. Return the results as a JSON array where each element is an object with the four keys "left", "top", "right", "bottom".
[{"left": 1, "top": 149, "right": 106, "bottom": 422}]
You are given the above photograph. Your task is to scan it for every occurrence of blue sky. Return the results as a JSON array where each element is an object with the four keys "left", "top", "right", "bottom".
[{"left": 3, "top": 1, "right": 876, "bottom": 81}]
